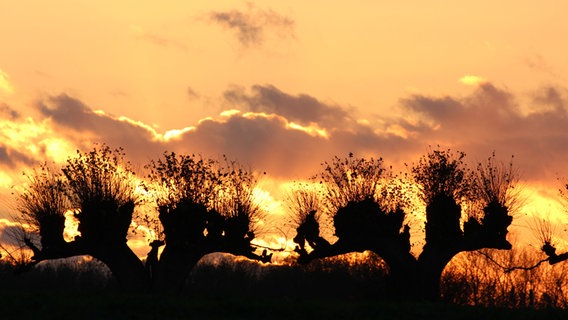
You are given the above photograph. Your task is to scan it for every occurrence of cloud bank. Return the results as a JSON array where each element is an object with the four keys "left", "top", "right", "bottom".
[
  {"left": 398, "top": 83, "right": 568, "bottom": 181},
  {"left": 1, "top": 82, "right": 567, "bottom": 185}
]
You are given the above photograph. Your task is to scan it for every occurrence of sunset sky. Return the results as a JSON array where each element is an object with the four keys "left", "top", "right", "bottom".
[{"left": 2, "top": 1, "right": 568, "bottom": 256}]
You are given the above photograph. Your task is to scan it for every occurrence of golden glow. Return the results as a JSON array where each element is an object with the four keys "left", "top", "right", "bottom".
[
  {"left": 517, "top": 184, "right": 568, "bottom": 240},
  {"left": 253, "top": 186, "right": 284, "bottom": 216},
  {"left": 163, "top": 127, "right": 195, "bottom": 141},
  {"left": 1, "top": 118, "right": 46, "bottom": 146},
  {"left": 0, "top": 172, "right": 13, "bottom": 189},
  {"left": 63, "top": 210, "right": 80, "bottom": 242},
  {"left": 220, "top": 109, "right": 241, "bottom": 117},
  {"left": 41, "top": 138, "right": 75, "bottom": 163},
  {"left": 287, "top": 122, "right": 329, "bottom": 138},
  {"left": 385, "top": 124, "right": 411, "bottom": 139},
  {"left": 459, "top": 75, "right": 487, "bottom": 86}
]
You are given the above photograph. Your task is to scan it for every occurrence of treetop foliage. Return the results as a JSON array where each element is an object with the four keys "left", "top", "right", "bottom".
[
  {"left": 473, "top": 152, "right": 520, "bottom": 210},
  {"left": 319, "top": 153, "right": 385, "bottom": 209},
  {"left": 17, "top": 164, "right": 69, "bottom": 231},
  {"left": 62, "top": 145, "right": 139, "bottom": 209},
  {"left": 317, "top": 153, "right": 409, "bottom": 215},
  {"left": 145, "top": 152, "right": 221, "bottom": 210},
  {"left": 145, "top": 152, "right": 264, "bottom": 233},
  {"left": 286, "top": 182, "right": 323, "bottom": 226},
  {"left": 410, "top": 148, "right": 473, "bottom": 205}
]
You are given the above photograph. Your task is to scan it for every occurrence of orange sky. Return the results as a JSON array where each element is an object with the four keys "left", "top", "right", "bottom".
[{"left": 1, "top": 1, "right": 568, "bottom": 256}]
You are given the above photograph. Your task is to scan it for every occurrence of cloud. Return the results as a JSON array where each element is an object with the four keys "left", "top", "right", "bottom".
[
  {"left": 0, "top": 111, "right": 57, "bottom": 170},
  {"left": 20, "top": 82, "right": 568, "bottom": 184},
  {"left": 32, "top": 90, "right": 400, "bottom": 178},
  {"left": 36, "top": 94, "right": 165, "bottom": 161},
  {"left": 459, "top": 75, "right": 487, "bottom": 86},
  {"left": 223, "top": 84, "right": 354, "bottom": 129},
  {"left": 398, "top": 83, "right": 568, "bottom": 181},
  {"left": 0, "top": 104, "right": 20, "bottom": 120},
  {"left": 0, "top": 219, "right": 31, "bottom": 247},
  {"left": 0, "top": 145, "right": 36, "bottom": 169},
  {"left": 169, "top": 111, "right": 415, "bottom": 178},
  {"left": 209, "top": 4, "right": 295, "bottom": 47}
]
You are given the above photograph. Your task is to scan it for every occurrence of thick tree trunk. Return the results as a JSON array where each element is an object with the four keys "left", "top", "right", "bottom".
[
  {"left": 373, "top": 245, "right": 420, "bottom": 300},
  {"left": 154, "top": 245, "right": 204, "bottom": 293},
  {"left": 381, "top": 243, "right": 458, "bottom": 301},
  {"left": 416, "top": 243, "right": 460, "bottom": 301},
  {"left": 91, "top": 242, "right": 149, "bottom": 292},
  {"left": 386, "top": 264, "right": 447, "bottom": 301}
]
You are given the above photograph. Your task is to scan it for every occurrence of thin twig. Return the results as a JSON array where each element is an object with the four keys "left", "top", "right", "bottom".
[
  {"left": 250, "top": 242, "right": 287, "bottom": 252},
  {"left": 476, "top": 250, "right": 549, "bottom": 273}
]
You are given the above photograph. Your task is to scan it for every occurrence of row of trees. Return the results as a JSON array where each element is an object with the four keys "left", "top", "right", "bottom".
[
  {"left": 13, "top": 145, "right": 269, "bottom": 292},
  {"left": 291, "top": 150, "right": 517, "bottom": 300},
  {"left": 5, "top": 144, "right": 568, "bottom": 300}
]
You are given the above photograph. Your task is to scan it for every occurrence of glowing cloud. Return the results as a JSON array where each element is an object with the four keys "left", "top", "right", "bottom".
[
  {"left": 287, "top": 122, "right": 329, "bottom": 139},
  {"left": 0, "top": 172, "right": 13, "bottom": 189},
  {"left": 163, "top": 127, "right": 195, "bottom": 141},
  {"left": 459, "top": 75, "right": 487, "bottom": 86}
]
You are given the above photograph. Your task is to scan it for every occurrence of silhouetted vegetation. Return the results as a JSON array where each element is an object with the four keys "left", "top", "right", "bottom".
[
  {"left": 1, "top": 251, "right": 568, "bottom": 318},
  {"left": 7, "top": 145, "right": 269, "bottom": 293},
  {"left": 4, "top": 143, "right": 568, "bottom": 317},
  {"left": 292, "top": 149, "right": 517, "bottom": 300}
]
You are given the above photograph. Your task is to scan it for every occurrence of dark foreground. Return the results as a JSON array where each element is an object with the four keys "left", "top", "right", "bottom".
[{"left": 0, "top": 292, "right": 567, "bottom": 320}]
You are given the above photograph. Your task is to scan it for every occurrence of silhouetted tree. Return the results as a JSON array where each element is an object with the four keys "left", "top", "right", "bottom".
[
  {"left": 16, "top": 145, "right": 148, "bottom": 290},
  {"left": 13, "top": 145, "right": 270, "bottom": 292},
  {"left": 532, "top": 182, "right": 568, "bottom": 265},
  {"left": 292, "top": 149, "right": 517, "bottom": 301},
  {"left": 145, "top": 152, "right": 269, "bottom": 292}
]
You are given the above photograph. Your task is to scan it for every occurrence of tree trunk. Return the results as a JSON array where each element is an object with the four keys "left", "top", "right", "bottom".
[
  {"left": 154, "top": 245, "right": 204, "bottom": 293},
  {"left": 386, "top": 265, "right": 446, "bottom": 301},
  {"left": 91, "top": 242, "right": 149, "bottom": 292},
  {"left": 416, "top": 244, "right": 459, "bottom": 301}
]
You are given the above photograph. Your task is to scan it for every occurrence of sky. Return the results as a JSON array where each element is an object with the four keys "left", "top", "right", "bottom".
[{"left": 1, "top": 1, "right": 568, "bottom": 256}]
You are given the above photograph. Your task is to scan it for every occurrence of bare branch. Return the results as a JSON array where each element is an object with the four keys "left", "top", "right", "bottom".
[{"left": 476, "top": 250, "right": 549, "bottom": 273}]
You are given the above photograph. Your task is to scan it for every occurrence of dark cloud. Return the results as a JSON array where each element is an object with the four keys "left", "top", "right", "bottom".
[
  {"left": 399, "top": 83, "right": 568, "bottom": 181},
  {"left": 0, "top": 104, "right": 20, "bottom": 120},
  {"left": 39, "top": 94, "right": 100, "bottom": 129},
  {"left": 223, "top": 84, "right": 353, "bottom": 128},
  {"left": 36, "top": 94, "right": 165, "bottom": 162},
  {"left": 174, "top": 114, "right": 331, "bottom": 177},
  {"left": 0, "top": 145, "right": 36, "bottom": 169},
  {"left": 32, "top": 91, "right": 390, "bottom": 178},
  {"left": 29, "top": 83, "right": 568, "bottom": 182},
  {"left": 209, "top": 4, "right": 294, "bottom": 47},
  {"left": 168, "top": 112, "right": 413, "bottom": 179},
  {"left": 401, "top": 95, "right": 463, "bottom": 124},
  {"left": 0, "top": 221, "right": 27, "bottom": 247},
  {"left": 532, "top": 86, "right": 566, "bottom": 113}
]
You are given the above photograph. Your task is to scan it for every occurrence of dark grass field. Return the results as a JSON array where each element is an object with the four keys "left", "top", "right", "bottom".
[
  {"left": 1, "top": 292, "right": 567, "bottom": 320},
  {"left": 2, "top": 256, "right": 568, "bottom": 319}
]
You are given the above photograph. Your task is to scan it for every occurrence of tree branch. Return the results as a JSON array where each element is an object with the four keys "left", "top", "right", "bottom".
[{"left": 476, "top": 250, "right": 550, "bottom": 273}]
